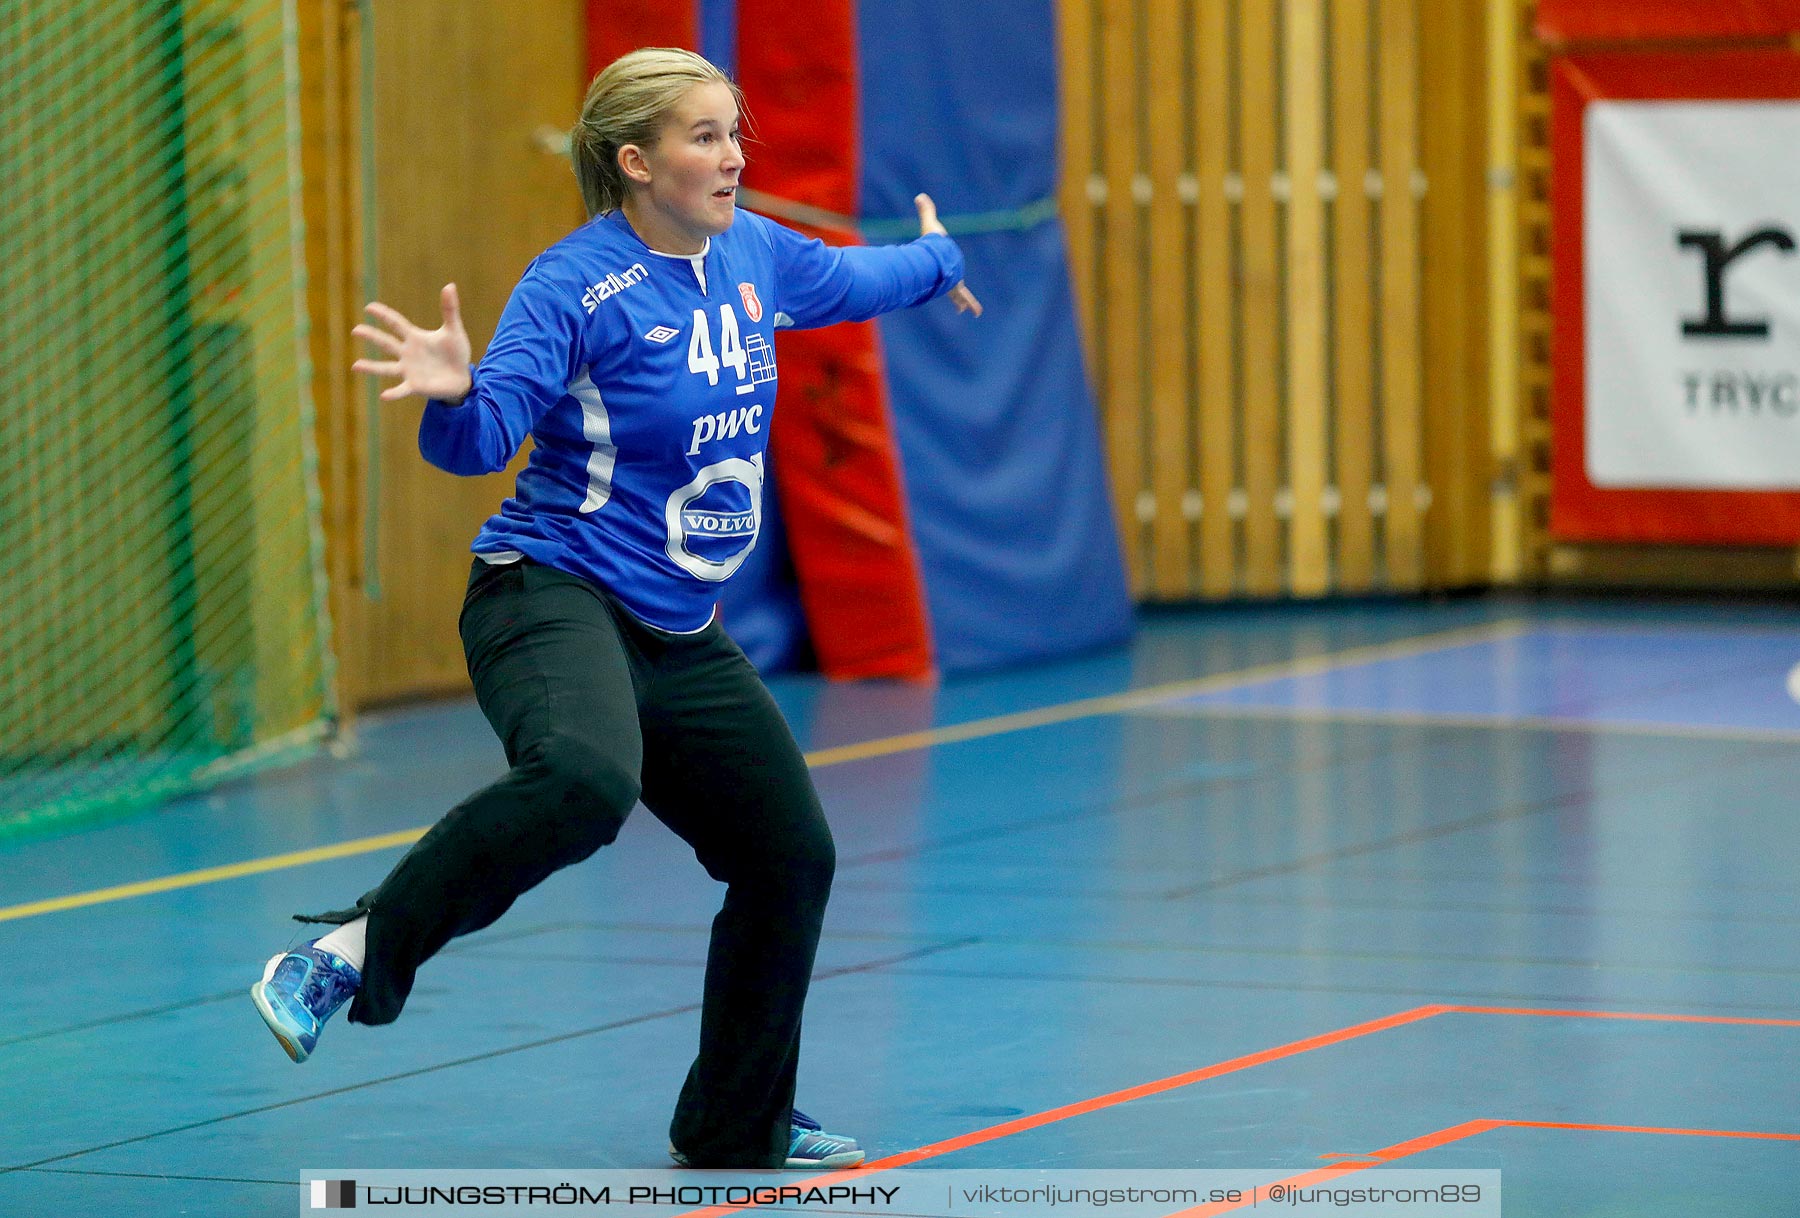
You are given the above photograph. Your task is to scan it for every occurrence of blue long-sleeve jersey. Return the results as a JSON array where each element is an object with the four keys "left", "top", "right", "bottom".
[{"left": 418, "top": 208, "right": 963, "bottom": 632}]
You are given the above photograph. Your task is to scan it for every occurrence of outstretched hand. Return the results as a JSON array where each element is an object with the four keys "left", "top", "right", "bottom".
[
  {"left": 914, "top": 194, "right": 983, "bottom": 317},
  {"left": 352, "top": 284, "right": 474, "bottom": 403}
]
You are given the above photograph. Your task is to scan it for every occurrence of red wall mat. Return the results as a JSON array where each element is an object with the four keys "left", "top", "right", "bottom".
[
  {"left": 586, "top": 0, "right": 697, "bottom": 74},
  {"left": 735, "top": 0, "right": 935, "bottom": 679},
  {"left": 1538, "top": 1, "right": 1800, "bottom": 43}
]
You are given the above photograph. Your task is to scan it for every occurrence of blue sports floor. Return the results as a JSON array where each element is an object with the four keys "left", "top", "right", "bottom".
[{"left": 3, "top": 597, "right": 1799, "bottom": 1216}]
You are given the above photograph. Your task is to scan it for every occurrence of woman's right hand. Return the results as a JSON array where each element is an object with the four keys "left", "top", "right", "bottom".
[
  {"left": 914, "top": 194, "right": 982, "bottom": 317},
  {"left": 352, "top": 283, "right": 474, "bottom": 403}
]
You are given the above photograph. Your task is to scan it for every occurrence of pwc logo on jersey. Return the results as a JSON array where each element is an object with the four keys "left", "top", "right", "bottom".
[
  {"left": 665, "top": 456, "right": 763, "bottom": 582},
  {"left": 581, "top": 264, "right": 648, "bottom": 313},
  {"left": 687, "top": 404, "right": 764, "bottom": 455},
  {"left": 737, "top": 282, "right": 763, "bottom": 323}
]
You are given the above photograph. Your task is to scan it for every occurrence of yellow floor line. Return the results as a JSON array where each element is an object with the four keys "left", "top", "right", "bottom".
[
  {"left": 0, "top": 830, "right": 428, "bottom": 924},
  {"left": 1146, "top": 700, "right": 1800, "bottom": 742},
  {"left": 801, "top": 618, "right": 1529, "bottom": 766},
  {"left": 0, "top": 618, "right": 1527, "bottom": 924}
]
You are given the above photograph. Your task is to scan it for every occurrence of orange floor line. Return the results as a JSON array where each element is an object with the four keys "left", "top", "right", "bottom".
[
  {"left": 672, "top": 1006, "right": 1450, "bottom": 1217},
  {"left": 1168, "top": 1121, "right": 1504, "bottom": 1217},
  {"left": 1440, "top": 1005, "right": 1800, "bottom": 1028},
  {"left": 1165, "top": 1117, "right": 1800, "bottom": 1216},
  {"left": 678, "top": 1002, "right": 1799, "bottom": 1217},
  {"left": 1502, "top": 1120, "right": 1800, "bottom": 1141}
]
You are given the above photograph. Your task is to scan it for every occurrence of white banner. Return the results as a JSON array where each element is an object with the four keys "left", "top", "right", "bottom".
[
  {"left": 298, "top": 1168, "right": 1503, "bottom": 1217},
  {"left": 1584, "top": 100, "right": 1800, "bottom": 488}
]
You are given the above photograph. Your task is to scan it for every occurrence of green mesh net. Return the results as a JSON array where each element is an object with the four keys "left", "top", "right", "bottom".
[{"left": 0, "top": 0, "right": 334, "bottom": 835}]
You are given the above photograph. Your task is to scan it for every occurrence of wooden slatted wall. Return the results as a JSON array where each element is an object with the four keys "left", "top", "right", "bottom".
[{"left": 1061, "top": 0, "right": 1492, "bottom": 599}]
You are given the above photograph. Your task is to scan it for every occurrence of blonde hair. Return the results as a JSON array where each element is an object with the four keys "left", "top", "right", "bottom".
[{"left": 571, "top": 48, "right": 745, "bottom": 218}]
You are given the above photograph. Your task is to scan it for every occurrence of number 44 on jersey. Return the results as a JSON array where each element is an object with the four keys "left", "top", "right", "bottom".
[{"left": 686, "top": 303, "right": 776, "bottom": 397}]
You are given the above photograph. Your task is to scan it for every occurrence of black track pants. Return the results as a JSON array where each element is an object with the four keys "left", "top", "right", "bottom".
[{"left": 302, "top": 558, "right": 835, "bottom": 1168}]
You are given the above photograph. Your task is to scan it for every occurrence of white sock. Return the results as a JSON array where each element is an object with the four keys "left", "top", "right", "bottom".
[{"left": 313, "top": 916, "right": 368, "bottom": 973}]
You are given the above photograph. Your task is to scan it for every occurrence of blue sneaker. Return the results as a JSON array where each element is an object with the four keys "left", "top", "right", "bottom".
[
  {"left": 667, "top": 1109, "right": 864, "bottom": 1169},
  {"left": 250, "top": 939, "right": 361, "bottom": 1063},
  {"left": 785, "top": 1109, "right": 864, "bottom": 1169}
]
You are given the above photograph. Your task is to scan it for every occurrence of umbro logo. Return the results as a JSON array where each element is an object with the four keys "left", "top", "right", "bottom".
[{"left": 644, "top": 325, "right": 680, "bottom": 344}]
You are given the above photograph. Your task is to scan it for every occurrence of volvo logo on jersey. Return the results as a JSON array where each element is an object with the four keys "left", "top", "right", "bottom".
[{"left": 664, "top": 456, "right": 763, "bottom": 581}]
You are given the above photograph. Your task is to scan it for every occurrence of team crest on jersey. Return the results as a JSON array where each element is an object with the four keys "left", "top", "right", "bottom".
[{"left": 737, "top": 282, "right": 763, "bottom": 323}]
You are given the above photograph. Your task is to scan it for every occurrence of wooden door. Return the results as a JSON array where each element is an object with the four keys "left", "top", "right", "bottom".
[{"left": 355, "top": 0, "right": 588, "bottom": 704}]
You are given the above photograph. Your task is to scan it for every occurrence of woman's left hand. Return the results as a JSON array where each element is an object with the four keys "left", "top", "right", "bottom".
[{"left": 915, "top": 194, "right": 983, "bottom": 317}]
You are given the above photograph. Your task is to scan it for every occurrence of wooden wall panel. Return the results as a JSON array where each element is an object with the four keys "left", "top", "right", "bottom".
[
  {"left": 1236, "top": 0, "right": 1283, "bottom": 595},
  {"left": 1059, "top": 0, "right": 1100, "bottom": 368},
  {"left": 300, "top": 1, "right": 589, "bottom": 710},
  {"left": 1064, "top": 0, "right": 1486, "bottom": 601},
  {"left": 1420, "top": 0, "right": 1493, "bottom": 588},
  {"left": 1193, "top": 0, "right": 1237, "bottom": 596},
  {"left": 1146, "top": 0, "right": 1194, "bottom": 595},
  {"left": 1283, "top": 0, "right": 1329, "bottom": 595},
  {"left": 1330, "top": 0, "right": 1377, "bottom": 592},
  {"left": 1515, "top": 1, "right": 1554, "bottom": 580},
  {"left": 298, "top": 0, "right": 364, "bottom": 717},
  {"left": 1376, "top": 0, "right": 1425, "bottom": 588},
  {"left": 1100, "top": 0, "right": 1148, "bottom": 583},
  {"left": 1486, "top": 0, "right": 1524, "bottom": 583}
]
